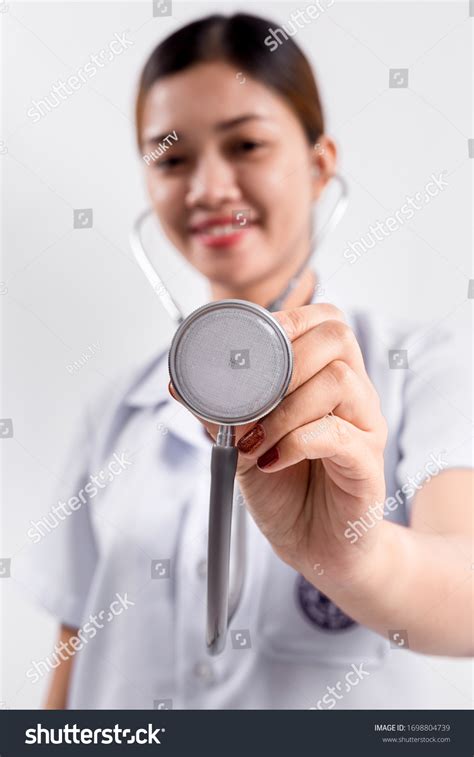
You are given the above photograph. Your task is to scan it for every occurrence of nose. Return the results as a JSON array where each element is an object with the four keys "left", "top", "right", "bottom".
[{"left": 185, "top": 149, "right": 241, "bottom": 209}]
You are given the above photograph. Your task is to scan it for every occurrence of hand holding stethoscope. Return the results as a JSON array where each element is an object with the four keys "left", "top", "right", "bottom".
[
  {"left": 169, "top": 300, "right": 388, "bottom": 613},
  {"left": 130, "top": 172, "right": 389, "bottom": 655}
]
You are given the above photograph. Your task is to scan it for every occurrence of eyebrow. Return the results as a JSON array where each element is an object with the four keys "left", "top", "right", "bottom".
[
  {"left": 215, "top": 114, "right": 269, "bottom": 131},
  {"left": 142, "top": 114, "right": 269, "bottom": 147}
]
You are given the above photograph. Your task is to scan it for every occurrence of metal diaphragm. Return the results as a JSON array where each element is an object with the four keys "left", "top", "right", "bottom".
[{"left": 168, "top": 299, "right": 293, "bottom": 426}]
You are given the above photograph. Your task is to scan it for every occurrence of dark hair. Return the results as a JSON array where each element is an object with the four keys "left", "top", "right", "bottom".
[{"left": 135, "top": 13, "right": 324, "bottom": 149}]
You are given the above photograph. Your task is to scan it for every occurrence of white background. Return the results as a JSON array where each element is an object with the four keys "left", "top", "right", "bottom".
[{"left": 1, "top": 0, "right": 472, "bottom": 708}]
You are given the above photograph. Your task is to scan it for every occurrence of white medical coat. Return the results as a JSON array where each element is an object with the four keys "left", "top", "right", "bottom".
[{"left": 15, "top": 294, "right": 473, "bottom": 710}]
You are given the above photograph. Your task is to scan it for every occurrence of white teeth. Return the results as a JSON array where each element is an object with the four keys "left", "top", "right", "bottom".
[
  {"left": 206, "top": 224, "right": 235, "bottom": 236},
  {"left": 194, "top": 222, "right": 252, "bottom": 236}
]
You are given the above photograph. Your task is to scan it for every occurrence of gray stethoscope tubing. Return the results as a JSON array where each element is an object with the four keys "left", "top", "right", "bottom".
[{"left": 129, "top": 173, "right": 349, "bottom": 655}]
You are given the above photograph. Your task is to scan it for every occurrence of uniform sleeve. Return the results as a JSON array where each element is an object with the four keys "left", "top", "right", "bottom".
[
  {"left": 396, "top": 311, "right": 473, "bottom": 519},
  {"left": 13, "top": 406, "right": 99, "bottom": 629}
]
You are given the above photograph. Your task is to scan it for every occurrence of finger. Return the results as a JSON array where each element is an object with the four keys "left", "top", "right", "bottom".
[
  {"left": 237, "top": 361, "right": 379, "bottom": 460},
  {"left": 273, "top": 302, "right": 346, "bottom": 342},
  {"left": 287, "top": 319, "right": 368, "bottom": 394},
  {"left": 255, "top": 414, "right": 381, "bottom": 485}
]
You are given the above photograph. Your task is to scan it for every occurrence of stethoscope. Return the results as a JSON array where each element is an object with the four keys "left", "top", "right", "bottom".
[{"left": 129, "top": 173, "right": 348, "bottom": 655}]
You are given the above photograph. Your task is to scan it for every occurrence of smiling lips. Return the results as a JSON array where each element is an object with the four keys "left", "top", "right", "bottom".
[{"left": 190, "top": 216, "right": 254, "bottom": 248}]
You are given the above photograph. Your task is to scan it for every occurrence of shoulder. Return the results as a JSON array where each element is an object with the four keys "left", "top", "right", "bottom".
[
  {"left": 344, "top": 304, "right": 471, "bottom": 455},
  {"left": 343, "top": 305, "right": 470, "bottom": 378},
  {"left": 340, "top": 305, "right": 472, "bottom": 441}
]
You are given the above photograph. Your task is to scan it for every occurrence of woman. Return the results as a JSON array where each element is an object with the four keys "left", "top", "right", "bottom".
[{"left": 21, "top": 13, "right": 472, "bottom": 710}]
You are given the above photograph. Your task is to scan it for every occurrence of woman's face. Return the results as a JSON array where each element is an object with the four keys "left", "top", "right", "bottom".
[{"left": 139, "top": 61, "right": 334, "bottom": 290}]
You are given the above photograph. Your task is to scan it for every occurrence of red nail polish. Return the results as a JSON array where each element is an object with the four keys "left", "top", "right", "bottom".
[
  {"left": 237, "top": 423, "right": 265, "bottom": 454},
  {"left": 257, "top": 445, "right": 279, "bottom": 470}
]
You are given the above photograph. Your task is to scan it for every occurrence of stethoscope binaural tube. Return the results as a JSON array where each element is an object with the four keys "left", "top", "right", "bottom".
[{"left": 130, "top": 173, "right": 348, "bottom": 323}]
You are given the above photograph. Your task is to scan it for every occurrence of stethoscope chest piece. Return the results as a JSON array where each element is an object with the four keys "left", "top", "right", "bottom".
[{"left": 168, "top": 298, "right": 293, "bottom": 426}]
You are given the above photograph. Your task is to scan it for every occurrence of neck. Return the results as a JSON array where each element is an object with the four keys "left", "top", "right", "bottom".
[{"left": 209, "top": 266, "right": 317, "bottom": 311}]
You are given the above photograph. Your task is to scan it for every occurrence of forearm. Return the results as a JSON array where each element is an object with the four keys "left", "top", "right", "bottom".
[
  {"left": 44, "top": 624, "right": 77, "bottom": 709},
  {"left": 301, "top": 521, "right": 473, "bottom": 656}
]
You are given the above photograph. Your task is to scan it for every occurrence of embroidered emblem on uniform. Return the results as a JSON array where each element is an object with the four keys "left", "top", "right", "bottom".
[{"left": 295, "top": 574, "right": 356, "bottom": 630}]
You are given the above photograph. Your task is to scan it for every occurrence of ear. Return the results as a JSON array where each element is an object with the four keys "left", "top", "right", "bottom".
[{"left": 310, "top": 136, "right": 338, "bottom": 202}]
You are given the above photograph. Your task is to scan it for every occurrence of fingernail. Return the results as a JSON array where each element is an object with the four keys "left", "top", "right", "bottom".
[
  {"left": 257, "top": 445, "right": 279, "bottom": 470},
  {"left": 237, "top": 423, "right": 265, "bottom": 454},
  {"left": 168, "top": 381, "right": 175, "bottom": 398}
]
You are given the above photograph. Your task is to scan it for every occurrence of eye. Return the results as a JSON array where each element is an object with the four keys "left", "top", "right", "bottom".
[
  {"left": 155, "top": 156, "right": 186, "bottom": 170},
  {"left": 234, "top": 139, "right": 265, "bottom": 153}
]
